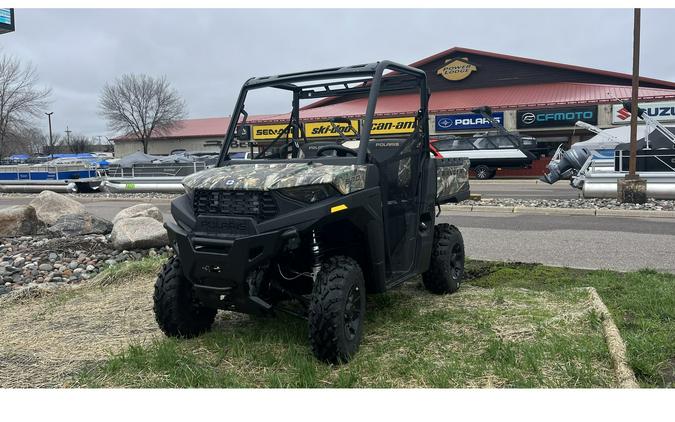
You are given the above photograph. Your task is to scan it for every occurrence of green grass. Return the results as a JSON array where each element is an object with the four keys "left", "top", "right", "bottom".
[
  {"left": 464, "top": 261, "right": 675, "bottom": 388},
  {"left": 72, "top": 259, "right": 674, "bottom": 388}
]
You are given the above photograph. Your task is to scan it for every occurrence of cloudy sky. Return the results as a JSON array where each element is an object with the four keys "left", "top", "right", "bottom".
[{"left": 1, "top": 8, "right": 674, "bottom": 138}]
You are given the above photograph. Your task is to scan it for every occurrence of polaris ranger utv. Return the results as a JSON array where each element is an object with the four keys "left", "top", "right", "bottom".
[{"left": 154, "top": 61, "right": 470, "bottom": 363}]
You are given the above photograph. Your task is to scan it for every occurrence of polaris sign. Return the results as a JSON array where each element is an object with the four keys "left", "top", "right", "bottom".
[
  {"left": 517, "top": 106, "right": 597, "bottom": 129},
  {"left": 435, "top": 112, "right": 504, "bottom": 131},
  {"left": 611, "top": 101, "right": 675, "bottom": 124}
]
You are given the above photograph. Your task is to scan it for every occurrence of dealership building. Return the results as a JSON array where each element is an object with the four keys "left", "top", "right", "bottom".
[{"left": 114, "top": 47, "right": 675, "bottom": 163}]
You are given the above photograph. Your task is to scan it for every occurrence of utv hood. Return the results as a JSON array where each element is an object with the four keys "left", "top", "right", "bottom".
[{"left": 183, "top": 162, "right": 368, "bottom": 195}]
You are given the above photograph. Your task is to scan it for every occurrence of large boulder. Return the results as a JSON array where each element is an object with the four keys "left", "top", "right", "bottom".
[
  {"left": 0, "top": 205, "right": 39, "bottom": 237},
  {"left": 29, "top": 191, "right": 86, "bottom": 226},
  {"left": 47, "top": 213, "right": 113, "bottom": 236},
  {"left": 112, "top": 203, "right": 164, "bottom": 224},
  {"left": 111, "top": 217, "right": 168, "bottom": 249}
]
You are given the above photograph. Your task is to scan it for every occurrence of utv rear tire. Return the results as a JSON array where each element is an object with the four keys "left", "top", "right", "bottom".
[
  {"left": 423, "top": 224, "right": 465, "bottom": 294},
  {"left": 153, "top": 256, "right": 217, "bottom": 338},
  {"left": 308, "top": 256, "right": 366, "bottom": 364}
]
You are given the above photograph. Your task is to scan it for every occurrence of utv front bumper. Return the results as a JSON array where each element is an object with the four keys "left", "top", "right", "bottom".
[{"left": 165, "top": 221, "right": 297, "bottom": 312}]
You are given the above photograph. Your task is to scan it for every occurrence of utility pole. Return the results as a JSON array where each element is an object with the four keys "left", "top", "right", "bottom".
[
  {"left": 628, "top": 8, "right": 641, "bottom": 177},
  {"left": 65, "top": 126, "right": 72, "bottom": 145},
  {"left": 45, "top": 112, "right": 53, "bottom": 155},
  {"left": 618, "top": 8, "right": 647, "bottom": 204}
]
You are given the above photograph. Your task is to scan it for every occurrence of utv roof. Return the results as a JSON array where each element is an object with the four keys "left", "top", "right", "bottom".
[{"left": 243, "top": 61, "right": 426, "bottom": 98}]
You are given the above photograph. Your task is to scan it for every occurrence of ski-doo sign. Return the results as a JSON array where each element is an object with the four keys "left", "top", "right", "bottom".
[
  {"left": 435, "top": 112, "right": 504, "bottom": 131},
  {"left": 611, "top": 101, "right": 675, "bottom": 124},
  {"left": 517, "top": 106, "right": 597, "bottom": 129}
]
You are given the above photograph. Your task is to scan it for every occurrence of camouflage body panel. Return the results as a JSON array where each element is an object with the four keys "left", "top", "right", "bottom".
[
  {"left": 436, "top": 158, "right": 470, "bottom": 202},
  {"left": 183, "top": 162, "right": 368, "bottom": 195}
]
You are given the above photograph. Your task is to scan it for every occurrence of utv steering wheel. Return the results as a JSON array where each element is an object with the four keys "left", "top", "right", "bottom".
[{"left": 315, "top": 145, "right": 358, "bottom": 157}]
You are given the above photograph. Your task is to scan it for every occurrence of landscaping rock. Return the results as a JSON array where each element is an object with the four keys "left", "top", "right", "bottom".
[
  {"left": 112, "top": 203, "right": 163, "bottom": 224},
  {"left": 47, "top": 213, "right": 113, "bottom": 236},
  {"left": 0, "top": 205, "right": 39, "bottom": 237},
  {"left": 111, "top": 217, "right": 169, "bottom": 250},
  {"left": 28, "top": 191, "right": 85, "bottom": 226}
]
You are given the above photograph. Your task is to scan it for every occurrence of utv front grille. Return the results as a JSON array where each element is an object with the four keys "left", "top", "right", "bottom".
[{"left": 193, "top": 190, "right": 278, "bottom": 221}]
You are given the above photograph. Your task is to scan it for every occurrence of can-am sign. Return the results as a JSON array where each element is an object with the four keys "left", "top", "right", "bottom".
[
  {"left": 611, "top": 101, "right": 675, "bottom": 124},
  {"left": 517, "top": 106, "right": 597, "bottom": 129},
  {"left": 435, "top": 112, "right": 504, "bottom": 131}
]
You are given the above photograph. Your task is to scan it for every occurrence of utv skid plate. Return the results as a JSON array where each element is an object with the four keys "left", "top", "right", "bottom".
[{"left": 166, "top": 221, "right": 299, "bottom": 315}]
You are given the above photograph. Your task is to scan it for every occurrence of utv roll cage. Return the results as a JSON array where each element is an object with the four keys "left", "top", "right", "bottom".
[{"left": 217, "top": 61, "right": 430, "bottom": 166}]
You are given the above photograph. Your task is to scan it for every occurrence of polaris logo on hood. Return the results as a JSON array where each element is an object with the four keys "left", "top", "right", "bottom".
[
  {"left": 435, "top": 112, "right": 504, "bottom": 131},
  {"left": 611, "top": 101, "right": 675, "bottom": 124}
]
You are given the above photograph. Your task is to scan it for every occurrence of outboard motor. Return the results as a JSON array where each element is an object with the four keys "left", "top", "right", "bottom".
[{"left": 540, "top": 147, "right": 591, "bottom": 184}]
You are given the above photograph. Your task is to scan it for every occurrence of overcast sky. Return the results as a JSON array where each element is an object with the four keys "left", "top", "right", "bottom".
[{"left": 1, "top": 8, "right": 674, "bottom": 138}]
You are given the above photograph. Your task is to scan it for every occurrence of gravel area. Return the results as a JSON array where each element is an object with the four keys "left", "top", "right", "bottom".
[
  {"left": 456, "top": 198, "right": 675, "bottom": 211},
  {"left": 0, "top": 192, "right": 179, "bottom": 200},
  {"left": 0, "top": 234, "right": 172, "bottom": 295}
]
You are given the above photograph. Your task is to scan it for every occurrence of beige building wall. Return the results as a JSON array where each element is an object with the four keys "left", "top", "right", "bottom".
[{"left": 113, "top": 137, "right": 224, "bottom": 157}]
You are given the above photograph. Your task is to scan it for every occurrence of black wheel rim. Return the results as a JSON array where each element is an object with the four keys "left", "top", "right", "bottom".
[
  {"left": 343, "top": 285, "right": 362, "bottom": 341},
  {"left": 450, "top": 243, "right": 464, "bottom": 279}
]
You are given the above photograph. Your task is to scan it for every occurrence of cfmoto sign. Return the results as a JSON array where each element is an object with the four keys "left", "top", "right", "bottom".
[{"left": 517, "top": 106, "right": 597, "bottom": 129}]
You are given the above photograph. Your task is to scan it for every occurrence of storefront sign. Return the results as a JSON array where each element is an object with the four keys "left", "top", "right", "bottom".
[
  {"left": 611, "top": 101, "right": 675, "bottom": 124},
  {"left": 305, "top": 120, "right": 360, "bottom": 138},
  {"left": 369, "top": 117, "right": 417, "bottom": 135},
  {"left": 436, "top": 58, "right": 477, "bottom": 81},
  {"left": 0, "top": 8, "right": 14, "bottom": 34},
  {"left": 517, "top": 106, "right": 597, "bottom": 129},
  {"left": 236, "top": 125, "right": 251, "bottom": 141},
  {"left": 435, "top": 112, "right": 504, "bottom": 131},
  {"left": 251, "top": 124, "right": 292, "bottom": 140}
]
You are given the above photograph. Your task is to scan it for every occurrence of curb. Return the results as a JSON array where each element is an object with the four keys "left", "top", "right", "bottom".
[
  {"left": 441, "top": 204, "right": 675, "bottom": 219},
  {"left": 586, "top": 287, "right": 640, "bottom": 388}
]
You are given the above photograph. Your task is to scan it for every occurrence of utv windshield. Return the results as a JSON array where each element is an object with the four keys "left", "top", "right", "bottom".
[{"left": 216, "top": 62, "right": 428, "bottom": 165}]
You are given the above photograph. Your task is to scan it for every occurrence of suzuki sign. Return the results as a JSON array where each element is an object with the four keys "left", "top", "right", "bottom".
[
  {"left": 435, "top": 112, "right": 504, "bottom": 131},
  {"left": 611, "top": 101, "right": 675, "bottom": 124}
]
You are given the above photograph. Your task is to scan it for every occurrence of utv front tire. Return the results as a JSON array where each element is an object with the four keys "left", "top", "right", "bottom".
[
  {"left": 153, "top": 256, "right": 217, "bottom": 338},
  {"left": 309, "top": 256, "right": 366, "bottom": 364},
  {"left": 423, "top": 224, "right": 465, "bottom": 294}
]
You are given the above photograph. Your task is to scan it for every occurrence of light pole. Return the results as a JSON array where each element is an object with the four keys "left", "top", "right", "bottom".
[{"left": 45, "top": 112, "right": 53, "bottom": 156}]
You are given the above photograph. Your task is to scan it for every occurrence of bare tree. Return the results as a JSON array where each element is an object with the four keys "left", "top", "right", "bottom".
[
  {"left": 0, "top": 54, "right": 51, "bottom": 159},
  {"left": 99, "top": 74, "right": 187, "bottom": 153},
  {"left": 63, "top": 134, "right": 90, "bottom": 154}
]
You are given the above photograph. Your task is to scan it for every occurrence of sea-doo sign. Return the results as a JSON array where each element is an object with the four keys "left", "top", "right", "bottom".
[
  {"left": 517, "top": 106, "right": 597, "bottom": 129},
  {"left": 436, "top": 58, "right": 477, "bottom": 81},
  {"left": 435, "top": 112, "right": 504, "bottom": 131},
  {"left": 611, "top": 101, "right": 675, "bottom": 124}
]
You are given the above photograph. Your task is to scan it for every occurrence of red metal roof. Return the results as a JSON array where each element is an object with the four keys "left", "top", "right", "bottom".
[
  {"left": 114, "top": 116, "right": 231, "bottom": 142},
  {"left": 116, "top": 84, "right": 675, "bottom": 140},
  {"left": 248, "top": 82, "right": 675, "bottom": 123}
]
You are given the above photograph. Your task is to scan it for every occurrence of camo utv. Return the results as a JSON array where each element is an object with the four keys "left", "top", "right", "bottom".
[{"left": 154, "top": 61, "right": 470, "bottom": 363}]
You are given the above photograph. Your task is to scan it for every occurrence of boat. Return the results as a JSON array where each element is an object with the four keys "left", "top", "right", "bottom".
[
  {"left": 541, "top": 103, "right": 675, "bottom": 199},
  {"left": 101, "top": 151, "right": 214, "bottom": 193},
  {"left": 430, "top": 107, "right": 537, "bottom": 179},
  {"left": 0, "top": 154, "right": 105, "bottom": 193}
]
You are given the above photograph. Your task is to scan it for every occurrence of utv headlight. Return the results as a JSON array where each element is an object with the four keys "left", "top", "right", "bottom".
[
  {"left": 278, "top": 184, "right": 339, "bottom": 204},
  {"left": 183, "top": 183, "right": 195, "bottom": 201}
]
